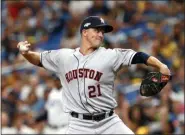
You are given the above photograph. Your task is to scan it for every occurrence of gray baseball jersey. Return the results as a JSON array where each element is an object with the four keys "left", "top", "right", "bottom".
[{"left": 40, "top": 47, "right": 136, "bottom": 114}]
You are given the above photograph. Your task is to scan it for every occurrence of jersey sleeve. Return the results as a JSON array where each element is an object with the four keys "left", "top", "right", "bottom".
[
  {"left": 40, "top": 50, "right": 61, "bottom": 73},
  {"left": 112, "top": 48, "right": 137, "bottom": 71}
]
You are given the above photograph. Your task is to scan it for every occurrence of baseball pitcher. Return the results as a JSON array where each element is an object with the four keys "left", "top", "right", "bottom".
[{"left": 17, "top": 16, "right": 171, "bottom": 134}]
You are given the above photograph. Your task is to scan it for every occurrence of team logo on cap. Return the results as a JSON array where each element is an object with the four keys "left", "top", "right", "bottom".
[
  {"left": 100, "top": 18, "right": 104, "bottom": 23},
  {"left": 84, "top": 23, "right": 91, "bottom": 27}
]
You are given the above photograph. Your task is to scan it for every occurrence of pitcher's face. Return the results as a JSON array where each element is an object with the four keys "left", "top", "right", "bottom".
[{"left": 84, "top": 28, "right": 105, "bottom": 48}]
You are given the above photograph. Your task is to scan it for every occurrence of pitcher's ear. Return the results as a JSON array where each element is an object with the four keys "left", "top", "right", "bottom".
[{"left": 82, "top": 29, "right": 88, "bottom": 36}]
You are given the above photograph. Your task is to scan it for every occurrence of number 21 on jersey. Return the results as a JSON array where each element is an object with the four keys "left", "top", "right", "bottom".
[{"left": 88, "top": 84, "right": 101, "bottom": 98}]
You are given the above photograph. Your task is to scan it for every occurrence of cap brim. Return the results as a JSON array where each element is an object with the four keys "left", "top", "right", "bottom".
[{"left": 92, "top": 24, "right": 113, "bottom": 33}]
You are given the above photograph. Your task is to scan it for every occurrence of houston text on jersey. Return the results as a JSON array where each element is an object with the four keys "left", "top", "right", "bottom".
[{"left": 65, "top": 68, "right": 103, "bottom": 83}]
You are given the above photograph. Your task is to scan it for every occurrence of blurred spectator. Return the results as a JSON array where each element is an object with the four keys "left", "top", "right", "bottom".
[
  {"left": 122, "top": 1, "right": 137, "bottom": 25},
  {"left": 179, "top": 32, "right": 184, "bottom": 57},
  {"left": 2, "top": 89, "right": 19, "bottom": 126},
  {"left": 104, "top": 18, "right": 127, "bottom": 48},
  {"left": 139, "top": 33, "right": 155, "bottom": 55},
  {"left": 12, "top": 113, "right": 37, "bottom": 134},
  {"left": 60, "top": 16, "right": 80, "bottom": 49},
  {"left": 32, "top": 76, "right": 69, "bottom": 134},
  {"left": 6, "top": 1, "right": 26, "bottom": 20},
  {"left": 20, "top": 74, "right": 46, "bottom": 101},
  {"left": 2, "top": 111, "right": 17, "bottom": 134},
  {"left": 24, "top": 88, "right": 45, "bottom": 118},
  {"left": 42, "top": 77, "right": 69, "bottom": 134},
  {"left": 156, "top": 34, "right": 178, "bottom": 68},
  {"left": 172, "top": 22, "right": 183, "bottom": 43},
  {"left": 127, "top": 103, "right": 144, "bottom": 132},
  {"left": 87, "top": 1, "right": 111, "bottom": 17},
  {"left": 69, "top": 1, "right": 93, "bottom": 16}
]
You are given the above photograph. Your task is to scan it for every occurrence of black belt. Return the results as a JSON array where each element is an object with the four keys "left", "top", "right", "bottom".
[{"left": 70, "top": 110, "right": 114, "bottom": 122}]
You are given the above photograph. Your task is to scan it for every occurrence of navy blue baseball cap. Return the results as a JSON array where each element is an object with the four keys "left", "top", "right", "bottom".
[{"left": 80, "top": 16, "right": 113, "bottom": 34}]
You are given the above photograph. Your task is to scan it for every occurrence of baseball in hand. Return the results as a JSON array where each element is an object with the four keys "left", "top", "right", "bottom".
[{"left": 19, "top": 44, "right": 29, "bottom": 52}]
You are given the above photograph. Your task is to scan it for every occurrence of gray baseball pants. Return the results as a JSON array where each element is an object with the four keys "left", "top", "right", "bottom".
[{"left": 65, "top": 113, "right": 134, "bottom": 134}]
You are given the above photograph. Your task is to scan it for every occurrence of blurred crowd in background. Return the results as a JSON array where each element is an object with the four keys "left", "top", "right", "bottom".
[{"left": 1, "top": 0, "right": 184, "bottom": 134}]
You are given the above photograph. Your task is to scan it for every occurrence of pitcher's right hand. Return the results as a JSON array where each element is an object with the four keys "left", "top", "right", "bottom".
[{"left": 17, "top": 41, "right": 31, "bottom": 54}]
